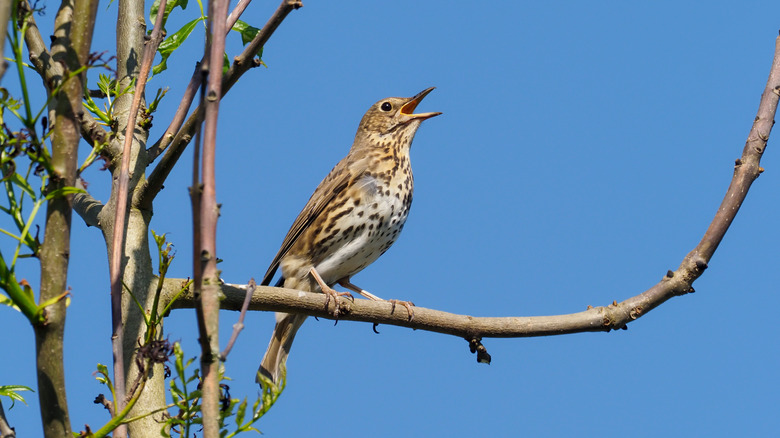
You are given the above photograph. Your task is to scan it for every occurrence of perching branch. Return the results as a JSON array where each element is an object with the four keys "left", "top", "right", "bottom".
[{"left": 164, "top": 32, "right": 780, "bottom": 362}]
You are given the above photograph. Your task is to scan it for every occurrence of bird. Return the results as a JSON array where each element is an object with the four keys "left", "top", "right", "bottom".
[{"left": 257, "top": 87, "right": 441, "bottom": 384}]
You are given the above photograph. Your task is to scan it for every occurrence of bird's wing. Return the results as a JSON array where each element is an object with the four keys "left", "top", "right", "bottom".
[{"left": 261, "top": 151, "right": 371, "bottom": 285}]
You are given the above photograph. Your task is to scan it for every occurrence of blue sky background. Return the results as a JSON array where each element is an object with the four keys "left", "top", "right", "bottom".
[{"left": 2, "top": 1, "right": 780, "bottom": 436}]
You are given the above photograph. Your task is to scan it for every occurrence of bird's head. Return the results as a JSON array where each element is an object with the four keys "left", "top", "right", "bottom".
[{"left": 353, "top": 87, "right": 441, "bottom": 149}]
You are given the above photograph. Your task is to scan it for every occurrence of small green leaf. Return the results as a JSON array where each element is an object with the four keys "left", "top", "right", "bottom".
[
  {"left": 147, "top": 87, "right": 169, "bottom": 113},
  {"left": 235, "top": 398, "right": 247, "bottom": 426},
  {"left": 0, "top": 292, "right": 21, "bottom": 311},
  {"left": 0, "top": 385, "right": 33, "bottom": 407},
  {"left": 150, "top": 0, "right": 190, "bottom": 30},
  {"left": 7, "top": 172, "right": 36, "bottom": 200},
  {"left": 44, "top": 186, "right": 85, "bottom": 201},
  {"left": 231, "top": 20, "right": 261, "bottom": 46},
  {"left": 154, "top": 17, "right": 205, "bottom": 75}
]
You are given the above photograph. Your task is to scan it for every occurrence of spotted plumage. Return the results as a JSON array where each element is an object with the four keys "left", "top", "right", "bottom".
[{"left": 258, "top": 88, "right": 440, "bottom": 384}]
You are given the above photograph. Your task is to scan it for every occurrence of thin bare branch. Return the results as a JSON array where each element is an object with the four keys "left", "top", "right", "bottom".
[
  {"left": 93, "top": 394, "right": 115, "bottom": 417},
  {"left": 108, "top": 2, "right": 168, "bottom": 436},
  {"left": 140, "top": 0, "right": 303, "bottom": 210},
  {"left": 196, "top": 0, "right": 230, "bottom": 434},
  {"left": 220, "top": 278, "right": 256, "bottom": 361}
]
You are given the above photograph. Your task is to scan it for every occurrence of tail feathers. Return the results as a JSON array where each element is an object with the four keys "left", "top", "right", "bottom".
[{"left": 257, "top": 312, "right": 308, "bottom": 384}]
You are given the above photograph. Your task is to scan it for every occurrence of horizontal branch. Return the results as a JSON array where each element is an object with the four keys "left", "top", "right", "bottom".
[{"left": 164, "top": 272, "right": 689, "bottom": 340}]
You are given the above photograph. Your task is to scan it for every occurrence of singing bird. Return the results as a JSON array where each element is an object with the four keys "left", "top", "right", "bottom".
[{"left": 258, "top": 88, "right": 441, "bottom": 383}]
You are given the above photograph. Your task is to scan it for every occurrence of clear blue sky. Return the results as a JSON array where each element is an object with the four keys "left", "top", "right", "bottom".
[{"left": 2, "top": 1, "right": 779, "bottom": 436}]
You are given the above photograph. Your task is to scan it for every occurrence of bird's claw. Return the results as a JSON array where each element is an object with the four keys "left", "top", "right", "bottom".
[
  {"left": 388, "top": 299, "right": 415, "bottom": 322},
  {"left": 323, "top": 288, "right": 353, "bottom": 318}
]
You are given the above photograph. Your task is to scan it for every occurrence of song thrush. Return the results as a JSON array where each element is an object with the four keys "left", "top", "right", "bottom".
[{"left": 258, "top": 87, "right": 441, "bottom": 383}]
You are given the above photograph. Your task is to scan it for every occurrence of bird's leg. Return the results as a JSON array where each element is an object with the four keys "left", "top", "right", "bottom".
[
  {"left": 337, "top": 278, "right": 415, "bottom": 321},
  {"left": 309, "top": 267, "right": 353, "bottom": 318},
  {"left": 337, "top": 277, "right": 383, "bottom": 301}
]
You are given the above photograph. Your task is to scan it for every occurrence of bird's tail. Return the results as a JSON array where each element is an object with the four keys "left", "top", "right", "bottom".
[{"left": 257, "top": 312, "right": 308, "bottom": 384}]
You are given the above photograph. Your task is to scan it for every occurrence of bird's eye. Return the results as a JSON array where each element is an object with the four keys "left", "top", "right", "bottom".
[{"left": 380, "top": 102, "right": 392, "bottom": 112}]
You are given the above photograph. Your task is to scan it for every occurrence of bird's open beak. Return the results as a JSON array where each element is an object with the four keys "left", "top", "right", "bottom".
[{"left": 400, "top": 87, "right": 442, "bottom": 120}]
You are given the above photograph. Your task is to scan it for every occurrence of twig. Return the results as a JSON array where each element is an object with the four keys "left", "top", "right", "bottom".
[
  {"left": 93, "top": 394, "right": 115, "bottom": 417},
  {"left": 107, "top": 2, "right": 168, "bottom": 437},
  {"left": 141, "top": 0, "right": 303, "bottom": 210},
  {"left": 220, "top": 278, "right": 256, "bottom": 360}
]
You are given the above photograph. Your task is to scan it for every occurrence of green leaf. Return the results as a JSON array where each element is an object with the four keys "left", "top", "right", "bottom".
[
  {"left": 150, "top": 0, "right": 190, "bottom": 30},
  {"left": 231, "top": 20, "right": 261, "bottom": 47},
  {"left": 44, "top": 186, "right": 85, "bottom": 201},
  {"left": 0, "top": 384, "right": 33, "bottom": 407},
  {"left": 7, "top": 172, "right": 36, "bottom": 200},
  {"left": 0, "top": 291, "right": 21, "bottom": 311},
  {"left": 153, "top": 17, "right": 204, "bottom": 75},
  {"left": 97, "top": 74, "right": 114, "bottom": 97},
  {"left": 235, "top": 398, "right": 247, "bottom": 426}
]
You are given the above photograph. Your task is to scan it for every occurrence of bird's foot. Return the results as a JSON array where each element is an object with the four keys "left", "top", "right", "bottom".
[
  {"left": 309, "top": 267, "right": 353, "bottom": 318},
  {"left": 321, "top": 285, "right": 354, "bottom": 318},
  {"left": 337, "top": 278, "right": 415, "bottom": 321},
  {"left": 388, "top": 299, "right": 415, "bottom": 322}
]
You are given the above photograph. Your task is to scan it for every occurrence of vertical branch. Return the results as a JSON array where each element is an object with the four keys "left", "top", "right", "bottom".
[
  {"left": 106, "top": 1, "right": 167, "bottom": 436},
  {"left": 196, "top": 0, "right": 229, "bottom": 435},
  {"left": 36, "top": 0, "right": 99, "bottom": 437}
]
